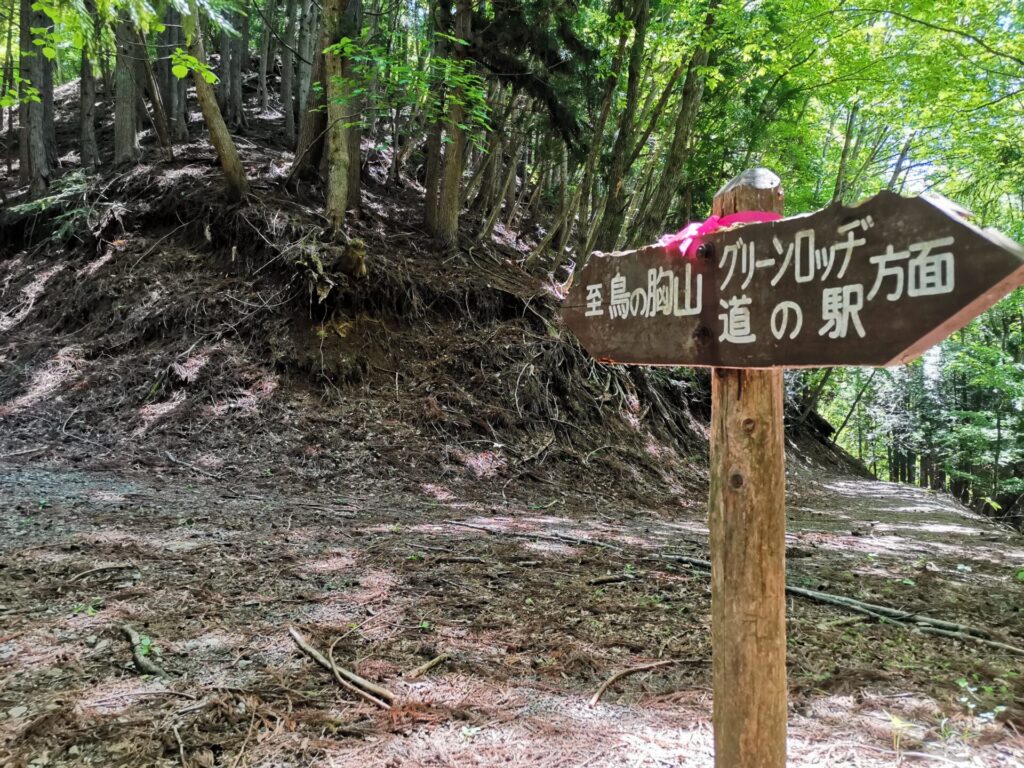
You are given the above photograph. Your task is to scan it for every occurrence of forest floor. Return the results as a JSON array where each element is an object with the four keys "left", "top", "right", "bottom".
[
  {"left": 2, "top": 81, "right": 1023, "bottom": 767},
  {"left": 0, "top": 452, "right": 1022, "bottom": 767}
]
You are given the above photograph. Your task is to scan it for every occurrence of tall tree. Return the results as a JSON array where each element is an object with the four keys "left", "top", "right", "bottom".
[
  {"left": 185, "top": 0, "right": 250, "bottom": 201},
  {"left": 113, "top": 17, "right": 140, "bottom": 166},
  {"left": 322, "top": 0, "right": 361, "bottom": 230},
  {"left": 630, "top": 0, "right": 719, "bottom": 245},
  {"left": 428, "top": 0, "right": 471, "bottom": 246}
]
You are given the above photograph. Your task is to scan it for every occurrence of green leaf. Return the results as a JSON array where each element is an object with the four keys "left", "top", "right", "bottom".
[
  {"left": 171, "top": 64, "right": 189, "bottom": 79},
  {"left": 202, "top": 71, "right": 218, "bottom": 84},
  {"left": 41, "top": 47, "right": 56, "bottom": 60}
]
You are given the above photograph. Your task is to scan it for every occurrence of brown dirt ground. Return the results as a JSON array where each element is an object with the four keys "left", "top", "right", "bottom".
[{"left": 0, "top": 452, "right": 1021, "bottom": 767}]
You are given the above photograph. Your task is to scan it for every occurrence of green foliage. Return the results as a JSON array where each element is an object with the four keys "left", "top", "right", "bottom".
[
  {"left": 323, "top": 32, "right": 490, "bottom": 147},
  {"left": 0, "top": 74, "right": 41, "bottom": 108},
  {"left": 171, "top": 48, "right": 218, "bottom": 83}
]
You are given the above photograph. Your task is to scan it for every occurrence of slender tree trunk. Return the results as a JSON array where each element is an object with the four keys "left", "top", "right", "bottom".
[
  {"left": 188, "top": 0, "right": 250, "bottom": 201},
  {"left": 240, "top": 3, "right": 252, "bottom": 69},
  {"left": 591, "top": 0, "right": 649, "bottom": 252},
  {"left": 218, "top": 26, "right": 232, "bottom": 112},
  {"left": 280, "top": 0, "right": 299, "bottom": 143},
  {"left": 832, "top": 371, "right": 877, "bottom": 443},
  {"left": 430, "top": 0, "right": 471, "bottom": 246},
  {"left": 887, "top": 134, "right": 912, "bottom": 191},
  {"left": 296, "top": 0, "right": 315, "bottom": 119},
  {"left": 2, "top": 0, "right": 14, "bottom": 175},
  {"left": 423, "top": 118, "right": 443, "bottom": 232},
  {"left": 230, "top": 5, "right": 249, "bottom": 128},
  {"left": 42, "top": 12, "right": 57, "bottom": 167},
  {"left": 155, "top": 10, "right": 174, "bottom": 124},
  {"left": 258, "top": 0, "right": 277, "bottom": 110},
  {"left": 630, "top": 0, "right": 719, "bottom": 245},
  {"left": 323, "top": 0, "right": 355, "bottom": 230},
  {"left": 798, "top": 369, "right": 833, "bottom": 424},
  {"left": 478, "top": 131, "right": 523, "bottom": 241},
  {"left": 344, "top": 0, "right": 362, "bottom": 211},
  {"left": 831, "top": 102, "right": 859, "bottom": 203},
  {"left": 134, "top": 27, "right": 174, "bottom": 158},
  {"left": 80, "top": 48, "right": 99, "bottom": 172},
  {"left": 992, "top": 411, "right": 1002, "bottom": 496},
  {"left": 291, "top": 46, "right": 326, "bottom": 179},
  {"left": 161, "top": 10, "right": 189, "bottom": 140},
  {"left": 18, "top": 0, "right": 30, "bottom": 185},
  {"left": 114, "top": 19, "right": 140, "bottom": 166},
  {"left": 21, "top": 0, "right": 49, "bottom": 194},
  {"left": 506, "top": 147, "right": 538, "bottom": 229}
]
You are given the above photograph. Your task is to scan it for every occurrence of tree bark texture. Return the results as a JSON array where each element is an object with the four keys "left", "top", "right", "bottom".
[
  {"left": 188, "top": 1, "right": 250, "bottom": 201},
  {"left": 114, "top": 19, "right": 140, "bottom": 167},
  {"left": 630, "top": 0, "right": 719, "bottom": 245}
]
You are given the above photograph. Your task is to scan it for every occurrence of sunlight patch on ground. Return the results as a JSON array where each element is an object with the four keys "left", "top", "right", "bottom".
[
  {"left": 351, "top": 570, "right": 399, "bottom": 605},
  {"left": 0, "top": 346, "right": 82, "bottom": 416},
  {"left": 74, "top": 526, "right": 239, "bottom": 554},
  {"left": 76, "top": 250, "right": 114, "bottom": 278},
  {"left": 0, "top": 631, "right": 89, "bottom": 674},
  {"left": 207, "top": 376, "right": 278, "bottom": 417},
  {"left": 522, "top": 539, "right": 579, "bottom": 556},
  {"left": 0, "top": 264, "right": 66, "bottom": 332},
  {"left": 421, "top": 483, "right": 455, "bottom": 502},
  {"left": 74, "top": 678, "right": 176, "bottom": 717},
  {"left": 173, "top": 630, "right": 235, "bottom": 656},
  {"left": 244, "top": 633, "right": 300, "bottom": 667},
  {"left": 303, "top": 549, "right": 358, "bottom": 574},
  {"left": 793, "top": 691, "right": 1017, "bottom": 766},
  {"left": 872, "top": 521, "right": 987, "bottom": 536},
  {"left": 171, "top": 349, "right": 212, "bottom": 383},
  {"left": 404, "top": 523, "right": 455, "bottom": 535},
  {"left": 457, "top": 449, "right": 507, "bottom": 478},
  {"left": 134, "top": 390, "right": 186, "bottom": 436}
]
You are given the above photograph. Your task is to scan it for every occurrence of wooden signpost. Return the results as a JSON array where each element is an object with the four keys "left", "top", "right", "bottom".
[{"left": 562, "top": 168, "right": 1024, "bottom": 768}]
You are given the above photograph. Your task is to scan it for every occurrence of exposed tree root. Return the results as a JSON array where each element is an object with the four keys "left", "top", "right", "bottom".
[
  {"left": 288, "top": 627, "right": 393, "bottom": 709},
  {"left": 446, "top": 523, "right": 1024, "bottom": 657},
  {"left": 590, "top": 659, "right": 705, "bottom": 707},
  {"left": 405, "top": 653, "right": 452, "bottom": 680},
  {"left": 122, "top": 625, "right": 170, "bottom": 679},
  {"left": 654, "top": 554, "right": 1024, "bottom": 657}
]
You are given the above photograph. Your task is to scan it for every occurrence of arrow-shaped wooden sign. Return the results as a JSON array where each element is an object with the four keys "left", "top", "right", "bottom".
[
  {"left": 563, "top": 191, "right": 1024, "bottom": 367},
  {"left": 565, "top": 172, "right": 1024, "bottom": 768}
]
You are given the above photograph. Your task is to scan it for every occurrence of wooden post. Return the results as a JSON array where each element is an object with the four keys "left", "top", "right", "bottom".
[{"left": 709, "top": 168, "right": 787, "bottom": 768}]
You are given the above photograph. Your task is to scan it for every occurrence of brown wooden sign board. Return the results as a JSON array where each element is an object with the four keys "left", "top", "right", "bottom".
[{"left": 563, "top": 191, "right": 1024, "bottom": 368}]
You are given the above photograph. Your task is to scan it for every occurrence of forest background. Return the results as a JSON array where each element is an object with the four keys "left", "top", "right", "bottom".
[{"left": 2, "top": 0, "right": 1022, "bottom": 523}]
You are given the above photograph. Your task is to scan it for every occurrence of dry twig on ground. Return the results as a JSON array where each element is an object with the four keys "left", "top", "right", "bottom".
[
  {"left": 405, "top": 653, "right": 451, "bottom": 680},
  {"left": 122, "top": 625, "right": 169, "bottom": 679},
  {"left": 288, "top": 627, "right": 393, "bottom": 709},
  {"left": 590, "top": 660, "right": 700, "bottom": 707}
]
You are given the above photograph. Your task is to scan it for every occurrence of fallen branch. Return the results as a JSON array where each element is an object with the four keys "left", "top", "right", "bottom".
[
  {"left": 450, "top": 524, "right": 1024, "bottom": 657},
  {"left": 69, "top": 563, "right": 137, "bottom": 583},
  {"left": 122, "top": 625, "right": 169, "bottom": 679},
  {"left": 588, "top": 573, "right": 640, "bottom": 586},
  {"left": 405, "top": 653, "right": 451, "bottom": 680},
  {"left": 590, "top": 660, "right": 702, "bottom": 707},
  {"left": 446, "top": 520, "right": 622, "bottom": 552},
  {"left": 164, "top": 451, "right": 222, "bottom": 480},
  {"left": 653, "top": 554, "right": 1024, "bottom": 657},
  {"left": 288, "top": 627, "right": 392, "bottom": 709}
]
